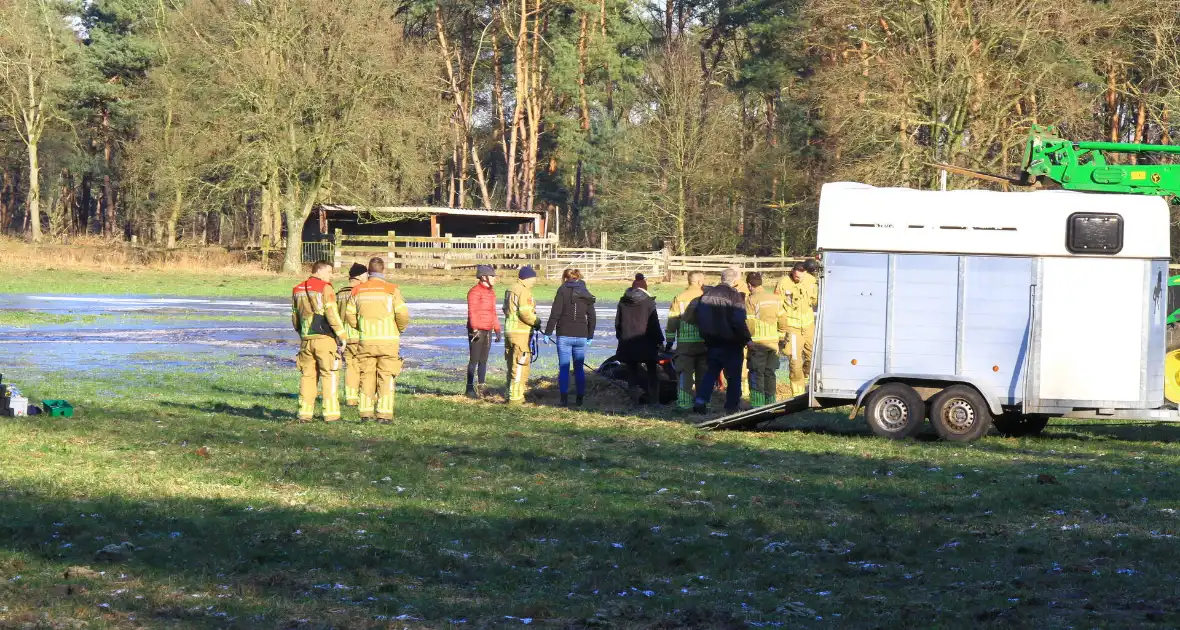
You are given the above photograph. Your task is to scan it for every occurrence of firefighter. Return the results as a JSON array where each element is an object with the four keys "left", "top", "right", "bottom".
[
  {"left": 774, "top": 263, "right": 810, "bottom": 396},
  {"left": 343, "top": 257, "right": 410, "bottom": 423},
  {"left": 503, "top": 265, "right": 540, "bottom": 404},
  {"left": 665, "top": 270, "right": 707, "bottom": 411},
  {"left": 336, "top": 262, "right": 369, "bottom": 406},
  {"left": 798, "top": 259, "right": 820, "bottom": 380},
  {"left": 744, "top": 272, "right": 790, "bottom": 407},
  {"left": 291, "top": 260, "right": 348, "bottom": 423}
]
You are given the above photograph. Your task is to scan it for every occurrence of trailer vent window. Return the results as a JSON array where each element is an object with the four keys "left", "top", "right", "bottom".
[
  {"left": 939, "top": 225, "right": 968, "bottom": 230},
  {"left": 1067, "top": 213, "right": 1123, "bottom": 254}
]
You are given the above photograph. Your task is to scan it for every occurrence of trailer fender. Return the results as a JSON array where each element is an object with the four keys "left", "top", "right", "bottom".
[{"left": 850, "top": 374, "right": 1005, "bottom": 419}]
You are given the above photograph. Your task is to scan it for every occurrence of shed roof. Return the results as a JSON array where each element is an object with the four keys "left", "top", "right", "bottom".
[{"left": 319, "top": 205, "right": 542, "bottom": 220}]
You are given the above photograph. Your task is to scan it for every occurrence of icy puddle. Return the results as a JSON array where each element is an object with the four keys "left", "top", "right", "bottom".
[{"left": 0, "top": 294, "right": 651, "bottom": 379}]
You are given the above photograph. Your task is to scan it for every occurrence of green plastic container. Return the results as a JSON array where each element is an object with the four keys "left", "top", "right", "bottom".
[{"left": 42, "top": 400, "right": 73, "bottom": 418}]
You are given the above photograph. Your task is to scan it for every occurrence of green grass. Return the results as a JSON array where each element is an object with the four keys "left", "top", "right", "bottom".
[
  {"left": 2, "top": 363, "right": 1180, "bottom": 628},
  {"left": 6, "top": 268, "right": 683, "bottom": 301},
  {"left": 0, "top": 310, "right": 101, "bottom": 327}
]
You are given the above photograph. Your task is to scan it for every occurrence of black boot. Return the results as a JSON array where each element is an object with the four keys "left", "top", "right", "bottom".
[
  {"left": 465, "top": 371, "right": 478, "bottom": 399},
  {"left": 560, "top": 393, "right": 569, "bottom": 407},
  {"left": 575, "top": 395, "right": 584, "bottom": 407}
]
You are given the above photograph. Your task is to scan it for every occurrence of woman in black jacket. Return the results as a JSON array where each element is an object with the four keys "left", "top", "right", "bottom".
[
  {"left": 615, "top": 273, "right": 665, "bottom": 404},
  {"left": 544, "top": 268, "right": 596, "bottom": 406}
]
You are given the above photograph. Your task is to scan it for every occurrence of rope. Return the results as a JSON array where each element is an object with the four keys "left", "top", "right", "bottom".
[{"left": 529, "top": 327, "right": 541, "bottom": 364}]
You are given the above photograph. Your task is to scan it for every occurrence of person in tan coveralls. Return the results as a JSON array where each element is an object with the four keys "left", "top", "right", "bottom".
[
  {"left": 336, "top": 262, "right": 368, "bottom": 406},
  {"left": 665, "top": 271, "right": 707, "bottom": 411},
  {"left": 744, "top": 272, "right": 790, "bottom": 407},
  {"left": 343, "top": 257, "right": 410, "bottom": 423},
  {"left": 291, "top": 261, "right": 348, "bottom": 422},
  {"left": 774, "top": 263, "right": 813, "bottom": 397},
  {"left": 503, "top": 265, "right": 540, "bottom": 404}
]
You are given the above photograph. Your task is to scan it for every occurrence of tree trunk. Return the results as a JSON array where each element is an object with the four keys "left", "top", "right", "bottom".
[
  {"left": 676, "top": 174, "right": 686, "bottom": 255},
  {"left": 27, "top": 139, "right": 41, "bottom": 242},
  {"left": 0, "top": 170, "right": 9, "bottom": 234},
  {"left": 270, "top": 175, "right": 282, "bottom": 246},
  {"left": 166, "top": 187, "right": 183, "bottom": 248},
  {"left": 472, "top": 145, "right": 493, "bottom": 208},
  {"left": 282, "top": 183, "right": 322, "bottom": 274},
  {"left": 102, "top": 108, "right": 116, "bottom": 238},
  {"left": 1133, "top": 100, "right": 1146, "bottom": 164},
  {"left": 283, "top": 205, "right": 303, "bottom": 273},
  {"left": 260, "top": 181, "right": 273, "bottom": 247}
]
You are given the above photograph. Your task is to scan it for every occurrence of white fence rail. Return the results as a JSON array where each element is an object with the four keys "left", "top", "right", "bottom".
[{"left": 323, "top": 230, "right": 805, "bottom": 278}]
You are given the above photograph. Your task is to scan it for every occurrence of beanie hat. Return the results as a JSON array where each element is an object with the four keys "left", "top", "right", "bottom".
[
  {"left": 475, "top": 264, "right": 496, "bottom": 278},
  {"left": 348, "top": 262, "right": 368, "bottom": 279},
  {"left": 518, "top": 265, "right": 537, "bottom": 280},
  {"left": 632, "top": 272, "right": 647, "bottom": 290}
]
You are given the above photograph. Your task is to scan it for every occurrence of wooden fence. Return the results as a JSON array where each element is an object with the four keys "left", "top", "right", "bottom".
[
  {"left": 332, "top": 230, "right": 558, "bottom": 271},
  {"left": 324, "top": 230, "right": 803, "bottom": 279}
]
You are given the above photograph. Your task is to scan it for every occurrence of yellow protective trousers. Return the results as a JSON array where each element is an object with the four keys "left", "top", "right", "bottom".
[
  {"left": 358, "top": 342, "right": 403, "bottom": 421},
  {"left": 799, "top": 324, "right": 814, "bottom": 378},
  {"left": 747, "top": 344, "right": 780, "bottom": 407},
  {"left": 343, "top": 342, "right": 362, "bottom": 406},
  {"left": 505, "top": 333, "right": 532, "bottom": 403},
  {"left": 674, "top": 345, "right": 708, "bottom": 410},
  {"left": 296, "top": 337, "right": 341, "bottom": 422},
  {"left": 783, "top": 328, "right": 807, "bottom": 397}
]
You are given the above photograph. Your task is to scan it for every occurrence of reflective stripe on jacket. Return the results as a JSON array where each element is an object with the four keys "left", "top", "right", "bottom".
[
  {"left": 344, "top": 276, "right": 410, "bottom": 343},
  {"left": 774, "top": 276, "right": 811, "bottom": 329},
  {"left": 503, "top": 282, "right": 539, "bottom": 334},
  {"left": 746, "top": 286, "right": 789, "bottom": 346},
  {"left": 292, "top": 277, "right": 346, "bottom": 340},
  {"left": 666, "top": 285, "right": 704, "bottom": 345},
  {"left": 337, "top": 286, "right": 361, "bottom": 342}
]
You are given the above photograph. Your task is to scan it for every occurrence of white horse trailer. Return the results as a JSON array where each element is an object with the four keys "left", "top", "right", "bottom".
[
  {"left": 809, "top": 182, "right": 1174, "bottom": 440},
  {"left": 700, "top": 182, "right": 1176, "bottom": 440}
]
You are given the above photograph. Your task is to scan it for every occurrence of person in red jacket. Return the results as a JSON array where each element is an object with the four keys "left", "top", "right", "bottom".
[{"left": 465, "top": 264, "right": 502, "bottom": 398}]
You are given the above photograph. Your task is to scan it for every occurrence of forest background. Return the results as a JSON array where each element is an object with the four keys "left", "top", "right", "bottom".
[{"left": 2, "top": 0, "right": 1179, "bottom": 271}]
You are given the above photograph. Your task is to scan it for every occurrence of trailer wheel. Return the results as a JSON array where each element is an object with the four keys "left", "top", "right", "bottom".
[
  {"left": 928, "top": 385, "right": 992, "bottom": 442},
  {"left": 993, "top": 413, "right": 1049, "bottom": 438},
  {"left": 863, "top": 383, "right": 925, "bottom": 439}
]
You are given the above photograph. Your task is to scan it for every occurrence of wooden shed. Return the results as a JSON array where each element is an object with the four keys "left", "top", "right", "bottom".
[{"left": 303, "top": 205, "right": 547, "bottom": 242}]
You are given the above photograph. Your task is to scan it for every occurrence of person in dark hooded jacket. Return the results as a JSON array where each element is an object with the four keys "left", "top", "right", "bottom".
[
  {"left": 545, "top": 268, "right": 596, "bottom": 406},
  {"left": 614, "top": 273, "right": 665, "bottom": 404}
]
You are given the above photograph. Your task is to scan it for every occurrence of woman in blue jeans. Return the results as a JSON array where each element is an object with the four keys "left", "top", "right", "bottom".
[{"left": 544, "top": 268, "right": 597, "bottom": 406}]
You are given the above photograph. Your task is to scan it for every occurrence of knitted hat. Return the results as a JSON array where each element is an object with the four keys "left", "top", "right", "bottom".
[
  {"left": 632, "top": 273, "right": 647, "bottom": 290},
  {"left": 475, "top": 264, "right": 496, "bottom": 278},
  {"left": 348, "top": 262, "right": 368, "bottom": 279},
  {"left": 518, "top": 265, "right": 537, "bottom": 280}
]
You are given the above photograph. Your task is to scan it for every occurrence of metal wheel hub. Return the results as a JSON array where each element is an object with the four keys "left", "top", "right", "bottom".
[
  {"left": 877, "top": 396, "right": 909, "bottom": 431},
  {"left": 942, "top": 399, "right": 976, "bottom": 433}
]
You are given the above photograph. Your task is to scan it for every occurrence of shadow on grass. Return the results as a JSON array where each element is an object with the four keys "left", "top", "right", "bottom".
[
  {"left": 3, "top": 431, "right": 1180, "bottom": 629},
  {"left": 161, "top": 401, "right": 295, "bottom": 423}
]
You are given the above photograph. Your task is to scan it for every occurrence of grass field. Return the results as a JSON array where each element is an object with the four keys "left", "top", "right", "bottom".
[
  {"left": 2, "top": 362, "right": 1180, "bottom": 628},
  {"left": 6, "top": 267, "right": 682, "bottom": 302},
  {"left": 0, "top": 310, "right": 101, "bottom": 327}
]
